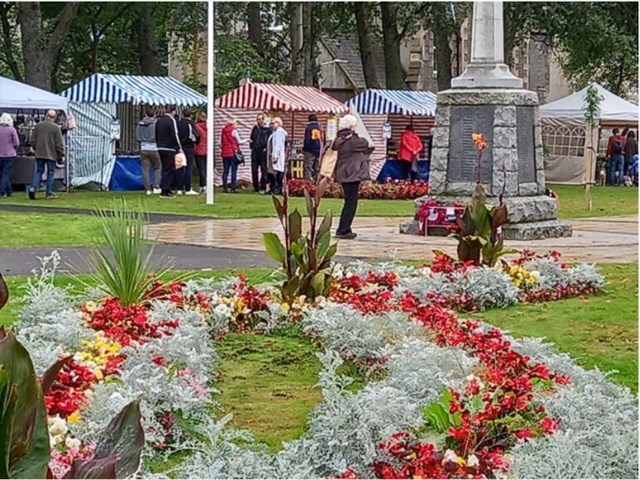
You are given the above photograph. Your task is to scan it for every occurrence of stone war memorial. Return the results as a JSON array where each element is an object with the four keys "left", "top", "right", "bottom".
[{"left": 402, "top": 1, "right": 572, "bottom": 240}]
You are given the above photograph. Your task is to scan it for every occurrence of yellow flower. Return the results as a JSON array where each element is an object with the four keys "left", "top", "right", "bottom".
[
  {"left": 93, "top": 368, "right": 104, "bottom": 381},
  {"left": 67, "top": 411, "right": 82, "bottom": 424},
  {"left": 281, "top": 303, "right": 290, "bottom": 313}
]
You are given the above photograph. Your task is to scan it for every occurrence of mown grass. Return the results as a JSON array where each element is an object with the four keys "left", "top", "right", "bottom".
[
  {"left": 1, "top": 184, "right": 636, "bottom": 220},
  {"left": 214, "top": 332, "right": 323, "bottom": 451},
  {"left": 0, "top": 211, "right": 106, "bottom": 247}
]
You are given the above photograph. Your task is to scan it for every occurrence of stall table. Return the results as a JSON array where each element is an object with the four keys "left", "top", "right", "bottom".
[
  {"left": 10, "top": 156, "right": 65, "bottom": 187},
  {"left": 376, "top": 158, "right": 429, "bottom": 183}
]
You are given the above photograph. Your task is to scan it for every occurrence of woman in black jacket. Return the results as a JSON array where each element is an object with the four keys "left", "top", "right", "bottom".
[
  {"left": 332, "top": 114, "right": 372, "bottom": 239},
  {"left": 624, "top": 130, "right": 638, "bottom": 177}
]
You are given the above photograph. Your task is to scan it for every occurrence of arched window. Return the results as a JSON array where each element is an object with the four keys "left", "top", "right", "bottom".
[{"left": 542, "top": 124, "right": 586, "bottom": 157}]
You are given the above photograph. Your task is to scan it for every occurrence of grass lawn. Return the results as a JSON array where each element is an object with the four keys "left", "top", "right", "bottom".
[
  {"left": 0, "top": 211, "right": 106, "bottom": 247},
  {"left": 1, "top": 184, "right": 636, "bottom": 220}
]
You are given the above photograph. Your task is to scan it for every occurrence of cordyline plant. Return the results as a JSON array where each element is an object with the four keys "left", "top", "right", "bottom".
[
  {"left": 451, "top": 133, "right": 513, "bottom": 267},
  {"left": 0, "top": 274, "right": 145, "bottom": 479},
  {"left": 87, "top": 199, "right": 174, "bottom": 307},
  {"left": 263, "top": 176, "right": 338, "bottom": 304}
]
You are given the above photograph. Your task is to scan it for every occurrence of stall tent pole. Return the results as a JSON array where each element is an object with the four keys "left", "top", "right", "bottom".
[{"left": 206, "top": 0, "right": 215, "bottom": 205}]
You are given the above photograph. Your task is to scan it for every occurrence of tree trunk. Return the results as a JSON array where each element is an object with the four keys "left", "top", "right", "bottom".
[
  {"left": 354, "top": 3, "right": 381, "bottom": 89},
  {"left": 0, "top": 3, "right": 23, "bottom": 81},
  {"left": 17, "top": 2, "right": 79, "bottom": 90},
  {"left": 380, "top": 3, "right": 405, "bottom": 89},
  {"left": 288, "top": 2, "right": 304, "bottom": 84},
  {"left": 434, "top": 29, "right": 453, "bottom": 91},
  {"left": 246, "top": 2, "right": 264, "bottom": 56},
  {"left": 302, "top": 2, "right": 315, "bottom": 85},
  {"left": 136, "top": 3, "right": 157, "bottom": 75}
]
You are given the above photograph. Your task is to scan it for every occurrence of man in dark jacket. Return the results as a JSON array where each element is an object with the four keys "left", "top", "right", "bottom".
[
  {"left": 29, "top": 109, "right": 64, "bottom": 200},
  {"left": 249, "top": 113, "right": 271, "bottom": 193},
  {"left": 303, "top": 114, "right": 322, "bottom": 180},
  {"left": 155, "top": 105, "right": 183, "bottom": 198},
  {"left": 176, "top": 108, "right": 200, "bottom": 195}
]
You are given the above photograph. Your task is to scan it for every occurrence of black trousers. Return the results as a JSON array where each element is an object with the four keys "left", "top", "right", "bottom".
[
  {"left": 337, "top": 181, "right": 360, "bottom": 235},
  {"left": 158, "top": 150, "right": 176, "bottom": 195},
  {"left": 175, "top": 146, "right": 195, "bottom": 191},
  {"left": 269, "top": 171, "right": 283, "bottom": 194},
  {"left": 251, "top": 150, "right": 268, "bottom": 191},
  {"left": 194, "top": 154, "right": 207, "bottom": 188}
]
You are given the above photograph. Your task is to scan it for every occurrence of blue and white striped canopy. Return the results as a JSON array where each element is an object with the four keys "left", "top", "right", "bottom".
[
  {"left": 61, "top": 74, "right": 207, "bottom": 107},
  {"left": 348, "top": 89, "right": 437, "bottom": 116}
]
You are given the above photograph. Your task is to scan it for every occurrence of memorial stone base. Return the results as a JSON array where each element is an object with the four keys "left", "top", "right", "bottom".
[{"left": 400, "top": 88, "right": 572, "bottom": 241}]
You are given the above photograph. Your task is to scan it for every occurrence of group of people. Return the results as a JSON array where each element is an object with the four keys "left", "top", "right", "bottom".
[
  {"left": 219, "top": 113, "right": 323, "bottom": 195},
  {"left": 136, "top": 105, "right": 208, "bottom": 198},
  {"left": 606, "top": 127, "right": 637, "bottom": 186},
  {"left": 219, "top": 114, "right": 287, "bottom": 195},
  {"left": 0, "top": 109, "right": 65, "bottom": 200},
  {"left": 218, "top": 112, "right": 371, "bottom": 239}
]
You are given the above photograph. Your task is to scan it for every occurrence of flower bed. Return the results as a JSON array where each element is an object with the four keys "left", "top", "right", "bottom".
[
  {"left": 287, "top": 178, "right": 429, "bottom": 200},
  {"left": 13, "top": 251, "right": 637, "bottom": 479}
]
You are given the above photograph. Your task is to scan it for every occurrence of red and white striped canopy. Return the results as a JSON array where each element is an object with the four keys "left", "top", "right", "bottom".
[{"left": 215, "top": 82, "right": 349, "bottom": 114}]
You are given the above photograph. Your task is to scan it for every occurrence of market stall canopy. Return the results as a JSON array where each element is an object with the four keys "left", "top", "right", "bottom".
[
  {"left": 60, "top": 74, "right": 207, "bottom": 106},
  {"left": 540, "top": 83, "right": 638, "bottom": 123},
  {"left": 215, "top": 82, "right": 349, "bottom": 114},
  {"left": 0, "top": 76, "right": 69, "bottom": 111},
  {"left": 347, "top": 89, "right": 437, "bottom": 116}
]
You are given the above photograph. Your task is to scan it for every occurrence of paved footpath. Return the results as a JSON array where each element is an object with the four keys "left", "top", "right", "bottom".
[
  {"left": 1, "top": 203, "right": 637, "bottom": 275},
  {"left": 146, "top": 215, "right": 639, "bottom": 265}
]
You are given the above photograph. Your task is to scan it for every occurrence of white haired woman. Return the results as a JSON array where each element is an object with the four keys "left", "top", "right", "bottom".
[
  {"left": 267, "top": 117, "right": 287, "bottom": 195},
  {"left": 0, "top": 113, "right": 19, "bottom": 198},
  {"left": 332, "top": 114, "right": 372, "bottom": 239}
]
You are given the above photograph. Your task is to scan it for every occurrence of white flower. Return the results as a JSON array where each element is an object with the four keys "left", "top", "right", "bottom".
[
  {"left": 48, "top": 415, "right": 68, "bottom": 436},
  {"left": 65, "top": 436, "right": 81, "bottom": 450},
  {"left": 443, "top": 449, "right": 459, "bottom": 464},
  {"left": 49, "top": 435, "right": 57, "bottom": 448},
  {"left": 214, "top": 303, "right": 232, "bottom": 318},
  {"left": 72, "top": 352, "right": 84, "bottom": 363},
  {"left": 530, "top": 270, "right": 540, "bottom": 281},
  {"left": 468, "top": 454, "right": 479, "bottom": 467}
]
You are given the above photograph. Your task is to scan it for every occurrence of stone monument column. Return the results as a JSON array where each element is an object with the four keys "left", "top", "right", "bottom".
[{"left": 401, "top": 1, "right": 572, "bottom": 240}]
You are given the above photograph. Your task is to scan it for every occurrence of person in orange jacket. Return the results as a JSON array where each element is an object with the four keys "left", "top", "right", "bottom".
[{"left": 398, "top": 125, "right": 423, "bottom": 180}]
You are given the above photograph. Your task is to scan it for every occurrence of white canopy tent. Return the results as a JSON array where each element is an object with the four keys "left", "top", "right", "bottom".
[
  {"left": 0, "top": 76, "right": 68, "bottom": 112},
  {"left": 539, "top": 83, "right": 638, "bottom": 184}
]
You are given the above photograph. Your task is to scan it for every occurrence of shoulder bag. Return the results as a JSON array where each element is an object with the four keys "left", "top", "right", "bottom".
[{"left": 319, "top": 141, "right": 338, "bottom": 179}]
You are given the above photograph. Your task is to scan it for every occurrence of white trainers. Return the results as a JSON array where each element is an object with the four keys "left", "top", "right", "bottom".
[
  {"left": 185, "top": 189, "right": 199, "bottom": 196},
  {"left": 152, "top": 188, "right": 162, "bottom": 195},
  {"left": 176, "top": 190, "right": 184, "bottom": 195},
  {"left": 146, "top": 190, "right": 152, "bottom": 196},
  {"left": 199, "top": 187, "right": 206, "bottom": 194}
]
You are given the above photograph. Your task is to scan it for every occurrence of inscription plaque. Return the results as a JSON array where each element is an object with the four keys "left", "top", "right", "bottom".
[
  {"left": 516, "top": 106, "right": 536, "bottom": 183},
  {"left": 448, "top": 106, "right": 495, "bottom": 184}
]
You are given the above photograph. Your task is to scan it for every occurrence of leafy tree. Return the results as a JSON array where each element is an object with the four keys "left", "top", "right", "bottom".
[{"left": 508, "top": 2, "right": 638, "bottom": 95}]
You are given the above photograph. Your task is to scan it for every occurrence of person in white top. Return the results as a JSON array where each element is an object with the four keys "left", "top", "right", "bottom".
[{"left": 266, "top": 117, "right": 288, "bottom": 195}]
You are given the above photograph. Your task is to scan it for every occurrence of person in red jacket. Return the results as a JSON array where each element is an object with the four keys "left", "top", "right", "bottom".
[
  {"left": 220, "top": 119, "right": 247, "bottom": 193},
  {"left": 194, "top": 112, "right": 208, "bottom": 193},
  {"left": 398, "top": 125, "right": 423, "bottom": 180}
]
